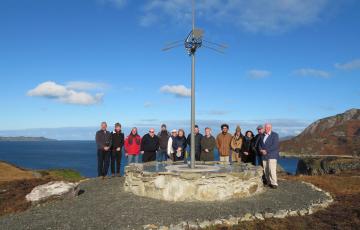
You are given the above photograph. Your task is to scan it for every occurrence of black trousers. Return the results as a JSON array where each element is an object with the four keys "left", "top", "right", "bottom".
[
  {"left": 195, "top": 152, "right": 201, "bottom": 161},
  {"left": 111, "top": 149, "right": 122, "bottom": 174},
  {"left": 97, "top": 150, "right": 110, "bottom": 177},
  {"left": 143, "top": 151, "right": 156, "bottom": 162}
]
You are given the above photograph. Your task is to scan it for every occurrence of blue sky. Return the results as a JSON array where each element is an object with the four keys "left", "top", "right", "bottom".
[{"left": 0, "top": 0, "right": 360, "bottom": 139}]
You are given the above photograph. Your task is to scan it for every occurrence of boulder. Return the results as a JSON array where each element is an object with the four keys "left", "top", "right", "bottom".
[
  {"left": 296, "top": 157, "right": 360, "bottom": 175},
  {"left": 273, "top": 210, "right": 288, "bottom": 219},
  {"left": 26, "top": 181, "right": 79, "bottom": 203}
]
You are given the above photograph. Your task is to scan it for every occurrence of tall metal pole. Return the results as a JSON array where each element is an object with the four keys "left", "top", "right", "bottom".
[
  {"left": 190, "top": 0, "right": 196, "bottom": 169},
  {"left": 190, "top": 52, "right": 196, "bottom": 169}
]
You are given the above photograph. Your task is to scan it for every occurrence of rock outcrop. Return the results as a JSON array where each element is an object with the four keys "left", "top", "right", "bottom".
[
  {"left": 26, "top": 181, "right": 79, "bottom": 203},
  {"left": 296, "top": 157, "right": 360, "bottom": 175},
  {"left": 125, "top": 162, "right": 264, "bottom": 202},
  {"left": 281, "top": 108, "right": 360, "bottom": 156}
]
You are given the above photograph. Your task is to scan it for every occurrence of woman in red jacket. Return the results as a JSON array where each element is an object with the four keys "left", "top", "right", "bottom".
[{"left": 125, "top": 127, "right": 142, "bottom": 164}]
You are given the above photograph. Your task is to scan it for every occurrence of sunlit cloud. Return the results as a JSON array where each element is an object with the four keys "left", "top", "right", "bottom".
[
  {"left": 27, "top": 81, "right": 104, "bottom": 105},
  {"left": 66, "top": 81, "right": 108, "bottom": 90},
  {"left": 139, "top": 0, "right": 332, "bottom": 33},
  {"left": 160, "top": 84, "right": 191, "bottom": 97}
]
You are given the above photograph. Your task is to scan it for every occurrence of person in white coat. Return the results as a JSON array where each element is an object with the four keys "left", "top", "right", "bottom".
[{"left": 167, "top": 129, "right": 178, "bottom": 161}]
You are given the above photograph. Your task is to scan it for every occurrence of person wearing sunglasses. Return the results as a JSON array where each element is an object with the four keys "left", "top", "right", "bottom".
[{"left": 141, "top": 128, "right": 160, "bottom": 163}]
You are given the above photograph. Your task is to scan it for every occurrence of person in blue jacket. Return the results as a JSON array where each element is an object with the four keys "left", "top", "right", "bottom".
[
  {"left": 172, "top": 129, "right": 187, "bottom": 161},
  {"left": 259, "top": 123, "right": 280, "bottom": 189}
]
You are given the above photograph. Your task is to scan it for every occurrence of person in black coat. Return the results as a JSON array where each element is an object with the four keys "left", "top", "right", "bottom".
[
  {"left": 141, "top": 128, "right": 160, "bottom": 162},
  {"left": 157, "top": 124, "right": 170, "bottom": 162},
  {"left": 111, "top": 123, "right": 124, "bottom": 177},
  {"left": 241, "top": 130, "right": 256, "bottom": 165},
  {"left": 95, "top": 122, "right": 112, "bottom": 178},
  {"left": 172, "top": 129, "right": 187, "bottom": 161},
  {"left": 187, "top": 125, "right": 203, "bottom": 161},
  {"left": 253, "top": 125, "right": 265, "bottom": 166}
]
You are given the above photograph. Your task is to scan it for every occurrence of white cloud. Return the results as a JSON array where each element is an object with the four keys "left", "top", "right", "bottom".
[
  {"left": 293, "top": 68, "right": 331, "bottom": 78},
  {"left": 160, "top": 84, "right": 191, "bottom": 97},
  {"left": 335, "top": 59, "right": 360, "bottom": 70},
  {"left": 247, "top": 69, "right": 271, "bottom": 79},
  {"left": 27, "top": 81, "right": 104, "bottom": 105},
  {"left": 66, "top": 81, "right": 108, "bottom": 90},
  {"left": 140, "top": 0, "right": 331, "bottom": 33}
]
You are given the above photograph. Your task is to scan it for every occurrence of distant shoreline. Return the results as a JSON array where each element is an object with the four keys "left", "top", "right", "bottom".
[
  {"left": 280, "top": 152, "right": 359, "bottom": 159},
  {"left": 0, "top": 136, "right": 57, "bottom": 142}
]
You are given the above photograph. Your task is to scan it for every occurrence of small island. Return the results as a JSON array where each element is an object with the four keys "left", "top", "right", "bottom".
[{"left": 0, "top": 136, "right": 56, "bottom": 142}]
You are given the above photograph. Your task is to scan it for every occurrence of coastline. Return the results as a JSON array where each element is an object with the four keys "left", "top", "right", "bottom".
[{"left": 280, "top": 152, "right": 359, "bottom": 159}]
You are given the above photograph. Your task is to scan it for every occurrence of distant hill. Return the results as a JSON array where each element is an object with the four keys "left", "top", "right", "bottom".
[
  {"left": 280, "top": 109, "right": 360, "bottom": 156},
  {"left": 279, "top": 136, "right": 295, "bottom": 141},
  {"left": 0, "top": 136, "right": 56, "bottom": 142}
]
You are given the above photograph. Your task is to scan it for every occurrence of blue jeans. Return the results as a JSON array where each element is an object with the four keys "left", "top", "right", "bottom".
[
  {"left": 127, "top": 154, "right": 139, "bottom": 164},
  {"left": 156, "top": 149, "right": 167, "bottom": 162}
]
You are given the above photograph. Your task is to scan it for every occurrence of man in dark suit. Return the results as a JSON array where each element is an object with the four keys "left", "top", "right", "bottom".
[
  {"left": 253, "top": 125, "right": 265, "bottom": 166},
  {"left": 187, "top": 125, "right": 203, "bottom": 161},
  {"left": 259, "top": 123, "right": 280, "bottom": 189},
  {"left": 95, "top": 122, "right": 112, "bottom": 179}
]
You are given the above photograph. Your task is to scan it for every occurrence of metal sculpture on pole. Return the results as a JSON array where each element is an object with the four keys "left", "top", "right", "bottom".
[{"left": 162, "top": 0, "right": 227, "bottom": 169}]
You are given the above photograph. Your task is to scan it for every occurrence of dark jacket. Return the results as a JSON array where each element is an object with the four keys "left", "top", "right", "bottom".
[
  {"left": 111, "top": 131, "right": 124, "bottom": 151},
  {"left": 95, "top": 130, "right": 112, "bottom": 150},
  {"left": 158, "top": 130, "right": 170, "bottom": 150},
  {"left": 200, "top": 135, "right": 216, "bottom": 161},
  {"left": 141, "top": 134, "right": 160, "bottom": 153},
  {"left": 241, "top": 136, "right": 255, "bottom": 164},
  {"left": 253, "top": 133, "right": 264, "bottom": 156},
  {"left": 259, "top": 132, "right": 280, "bottom": 160},
  {"left": 187, "top": 133, "right": 203, "bottom": 154},
  {"left": 172, "top": 136, "right": 187, "bottom": 155}
]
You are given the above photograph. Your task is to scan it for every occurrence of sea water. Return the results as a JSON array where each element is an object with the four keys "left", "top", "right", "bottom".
[{"left": 0, "top": 141, "right": 299, "bottom": 177}]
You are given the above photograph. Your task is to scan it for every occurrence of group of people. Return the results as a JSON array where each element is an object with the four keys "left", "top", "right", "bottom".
[{"left": 95, "top": 122, "right": 280, "bottom": 189}]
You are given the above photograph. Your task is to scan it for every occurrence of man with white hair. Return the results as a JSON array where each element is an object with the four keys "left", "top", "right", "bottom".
[{"left": 259, "top": 123, "right": 280, "bottom": 189}]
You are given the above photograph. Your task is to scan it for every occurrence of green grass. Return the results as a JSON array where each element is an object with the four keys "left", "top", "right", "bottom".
[{"left": 37, "top": 169, "right": 84, "bottom": 182}]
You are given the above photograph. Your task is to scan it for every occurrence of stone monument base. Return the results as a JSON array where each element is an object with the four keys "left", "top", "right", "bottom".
[{"left": 124, "top": 161, "right": 264, "bottom": 202}]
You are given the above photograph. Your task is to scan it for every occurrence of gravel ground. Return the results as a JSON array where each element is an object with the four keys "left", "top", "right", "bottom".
[{"left": 0, "top": 177, "right": 329, "bottom": 230}]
